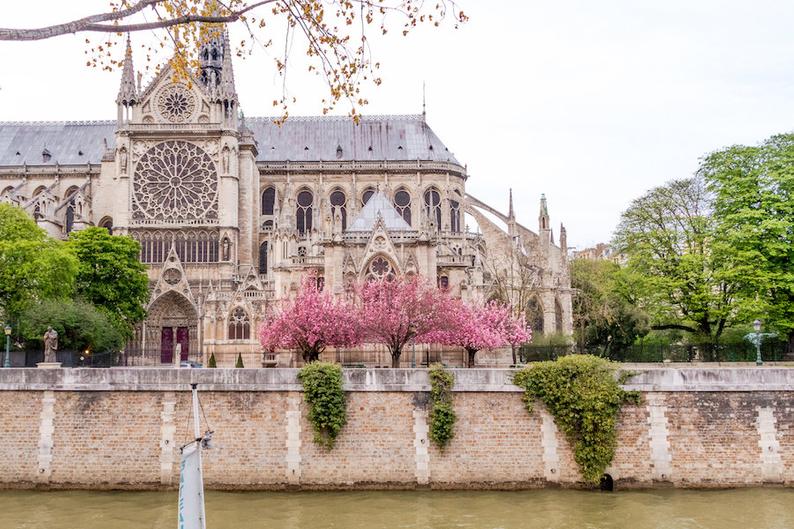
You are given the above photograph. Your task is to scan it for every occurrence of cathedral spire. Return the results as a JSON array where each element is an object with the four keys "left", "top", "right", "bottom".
[
  {"left": 508, "top": 188, "right": 515, "bottom": 219},
  {"left": 116, "top": 35, "right": 137, "bottom": 106},
  {"left": 218, "top": 28, "right": 238, "bottom": 103}
]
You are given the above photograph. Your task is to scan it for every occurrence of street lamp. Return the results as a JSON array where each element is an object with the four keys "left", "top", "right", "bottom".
[
  {"left": 753, "top": 319, "right": 763, "bottom": 366},
  {"left": 3, "top": 324, "right": 11, "bottom": 368}
]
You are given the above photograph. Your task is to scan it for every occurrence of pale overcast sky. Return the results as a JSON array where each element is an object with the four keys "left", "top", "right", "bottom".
[{"left": 2, "top": 1, "right": 794, "bottom": 249}]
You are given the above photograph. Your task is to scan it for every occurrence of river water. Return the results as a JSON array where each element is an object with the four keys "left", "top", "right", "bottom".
[{"left": 1, "top": 489, "right": 792, "bottom": 529}]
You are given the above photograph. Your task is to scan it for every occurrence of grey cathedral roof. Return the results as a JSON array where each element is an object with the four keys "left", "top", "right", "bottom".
[{"left": 0, "top": 115, "right": 460, "bottom": 167}]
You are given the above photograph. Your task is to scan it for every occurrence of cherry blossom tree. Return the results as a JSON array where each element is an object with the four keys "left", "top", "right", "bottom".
[
  {"left": 259, "top": 276, "right": 360, "bottom": 363},
  {"left": 358, "top": 276, "right": 457, "bottom": 368},
  {"left": 494, "top": 308, "right": 532, "bottom": 366}
]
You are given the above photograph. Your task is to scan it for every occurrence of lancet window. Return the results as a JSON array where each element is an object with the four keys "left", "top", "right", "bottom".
[
  {"left": 450, "top": 199, "right": 461, "bottom": 233},
  {"left": 394, "top": 189, "right": 412, "bottom": 226},
  {"left": 330, "top": 189, "right": 347, "bottom": 230},
  {"left": 135, "top": 230, "right": 219, "bottom": 264},
  {"left": 261, "top": 186, "right": 276, "bottom": 215},
  {"left": 228, "top": 307, "right": 251, "bottom": 340},
  {"left": 424, "top": 188, "right": 442, "bottom": 231},
  {"left": 296, "top": 190, "right": 313, "bottom": 235}
]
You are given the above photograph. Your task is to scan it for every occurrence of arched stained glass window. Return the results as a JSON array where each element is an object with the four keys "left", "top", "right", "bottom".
[
  {"left": 450, "top": 200, "right": 461, "bottom": 233},
  {"left": 296, "top": 190, "right": 313, "bottom": 235},
  {"left": 330, "top": 189, "right": 347, "bottom": 230},
  {"left": 424, "top": 188, "right": 442, "bottom": 231},
  {"left": 259, "top": 242, "right": 268, "bottom": 275},
  {"left": 394, "top": 189, "right": 412, "bottom": 226},
  {"left": 261, "top": 186, "right": 276, "bottom": 215},
  {"left": 228, "top": 307, "right": 251, "bottom": 340},
  {"left": 361, "top": 187, "right": 375, "bottom": 206}
]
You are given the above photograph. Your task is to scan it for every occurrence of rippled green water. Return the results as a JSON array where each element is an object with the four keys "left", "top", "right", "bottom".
[{"left": 1, "top": 489, "right": 793, "bottom": 529}]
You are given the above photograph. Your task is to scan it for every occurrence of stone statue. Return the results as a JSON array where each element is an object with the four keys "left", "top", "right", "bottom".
[
  {"left": 221, "top": 146, "right": 230, "bottom": 174},
  {"left": 119, "top": 147, "right": 128, "bottom": 174},
  {"left": 222, "top": 237, "right": 231, "bottom": 261},
  {"left": 43, "top": 326, "right": 58, "bottom": 363}
]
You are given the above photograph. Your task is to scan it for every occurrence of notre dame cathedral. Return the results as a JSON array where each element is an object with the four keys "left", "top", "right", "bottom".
[{"left": 0, "top": 31, "right": 572, "bottom": 366}]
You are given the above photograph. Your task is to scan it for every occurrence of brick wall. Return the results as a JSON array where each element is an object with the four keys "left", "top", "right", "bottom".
[{"left": 0, "top": 368, "right": 792, "bottom": 490}]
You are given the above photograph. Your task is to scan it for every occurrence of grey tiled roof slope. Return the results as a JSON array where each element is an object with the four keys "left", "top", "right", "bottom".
[
  {"left": 0, "top": 115, "right": 461, "bottom": 166},
  {"left": 0, "top": 121, "right": 116, "bottom": 166},
  {"left": 246, "top": 115, "right": 460, "bottom": 164}
]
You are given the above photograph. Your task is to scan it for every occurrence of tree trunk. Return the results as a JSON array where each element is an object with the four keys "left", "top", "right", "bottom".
[
  {"left": 511, "top": 344, "right": 517, "bottom": 365},
  {"left": 788, "top": 331, "right": 794, "bottom": 360},
  {"left": 391, "top": 347, "right": 402, "bottom": 368},
  {"left": 466, "top": 348, "right": 477, "bottom": 368},
  {"left": 302, "top": 349, "right": 321, "bottom": 364}
]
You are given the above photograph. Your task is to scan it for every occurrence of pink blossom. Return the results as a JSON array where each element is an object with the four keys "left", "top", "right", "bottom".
[
  {"left": 358, "top": 275, "right": 458, "bottom": 367},
  {"left": 259, "top": 276, "right": 361, "bottom": 363}
]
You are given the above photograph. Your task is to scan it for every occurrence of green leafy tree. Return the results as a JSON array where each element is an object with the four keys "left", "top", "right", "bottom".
[
  {"left": 0, "top": 204, "right": 77, "bottom": 322},
  {"left": 67, "top": 227, "right": 149, "bottom": 339},
  {"left": 19, "top": 299, "right": 125, "bottom": 354},
  {"left": 699, "top": 134, "right": 794, "bottom": 353},
  {"left": 571, "top": 259, "right": 649, "bottom": 359},
  {"left": 613, "top": 177, "right": 738, "bottom": 350}
]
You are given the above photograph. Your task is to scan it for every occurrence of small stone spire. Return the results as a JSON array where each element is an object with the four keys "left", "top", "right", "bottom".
[
  {"left": 539, "top": 193, "right": 550, "bottom": 232},
  {"left": 218, "top": 28, "right": 238, "bottom": 103},
  {"left": 508, "top": 188, "right": 515, "bottom": 219},
  {"left": 560, "top": 223, "right": 567, "bottom": 254},
  {"left": 116, "top": 35, "right": 137, "bottom": 106}
]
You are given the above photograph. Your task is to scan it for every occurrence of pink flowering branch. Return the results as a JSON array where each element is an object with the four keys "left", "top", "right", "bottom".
[{"left": 259, "top": 276, "right": 360, "bottom": 363}]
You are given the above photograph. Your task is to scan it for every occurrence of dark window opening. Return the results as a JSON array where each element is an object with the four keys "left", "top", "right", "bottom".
[
  {"left": 261, "top": 186, "right": 276, "bottom": 215},
  {"left": 259, "top": 242, "right": 268, "bottom": 275},
  {"left": 330, "top": 190, "right": 347, "bottom": 230},
  {"left": 394, "top": 189, "right": 412, "bottom": 226},
  {"left": 296, "top": 190, "right": 313, "bottom": 235}
]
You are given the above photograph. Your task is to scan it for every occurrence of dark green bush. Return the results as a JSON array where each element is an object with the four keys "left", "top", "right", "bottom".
[
  {"left": 235, "top": 353, "right": 244, "bottom": 368},
  {"left": 513, "top": 355, "right": 640, "bottom": 484},
  {"left": 208, "top": 353, "right": 217, "bottom": 368},
  {"left": 298, "top": 362, "right": 347, "bottom": 449},
  {"left": 428, "top": 363, "right": 456, "bottom": 448}
]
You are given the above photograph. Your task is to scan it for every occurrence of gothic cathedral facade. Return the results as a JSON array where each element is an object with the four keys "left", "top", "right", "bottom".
[{"left": 0, "top": 32, "right": 572, "bottom": 366}]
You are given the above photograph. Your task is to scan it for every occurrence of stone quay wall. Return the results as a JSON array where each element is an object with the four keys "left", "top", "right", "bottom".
[{"left": 0, "top": 366, "right": 792, "bottom": 490}]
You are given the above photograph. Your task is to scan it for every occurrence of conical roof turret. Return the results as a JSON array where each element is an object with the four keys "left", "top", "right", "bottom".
[
  {"left": 116, "top": 35, "right": 138, "bottom": 106},
  {"left": 217, "top": 28, "right": 237, "bottom": 103}
]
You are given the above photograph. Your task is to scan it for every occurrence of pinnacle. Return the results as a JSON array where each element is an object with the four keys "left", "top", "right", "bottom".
[{"left": 116, "top": 35, "right": 138, "bottom": 106}]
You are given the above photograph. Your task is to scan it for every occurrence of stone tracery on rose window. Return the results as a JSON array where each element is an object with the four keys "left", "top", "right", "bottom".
[
  {"left": 366, "top": 256, "right": 396, "bottom": 281},
  {"left": 156, "top": 84, "right": 197, "bottom": 123},
  {"left": 132, "top": 140, "right": 218, "bottom": 223}
]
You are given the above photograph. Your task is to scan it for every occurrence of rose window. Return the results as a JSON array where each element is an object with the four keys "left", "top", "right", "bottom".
[
  {"left": 367, "top": 256, "right": 395, "bottom": 281},
  {"left": 156, "top": 84, "right": 196, "bottom": 123},
  {"left": 132, "top": 141, "right": 218, "bottom": 222}
]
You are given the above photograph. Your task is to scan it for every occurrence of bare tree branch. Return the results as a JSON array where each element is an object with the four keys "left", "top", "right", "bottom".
[{"left": 0, "top": 0, "right": 276, "bottom": 40}]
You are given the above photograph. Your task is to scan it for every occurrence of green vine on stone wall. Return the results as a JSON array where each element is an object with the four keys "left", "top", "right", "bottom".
[
  {"left": 428, "top": 363, "right": 456, "bottom": 448},
  {"left": 297, "top": 362, "right": 347, "bottom": 449},
  {"left": 513, "top": 355, "right": 640, "bottom": 484}
]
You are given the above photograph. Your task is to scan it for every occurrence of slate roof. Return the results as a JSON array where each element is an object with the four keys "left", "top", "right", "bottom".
[
  {"left": 0, "top": 115, "right": 460, "bottom": 166},
  {"left": 0, "top": 121, "right": 116, "bottom": 166},
  {"left": 346, "top": 190, "right": 413, "bottom": 232}
]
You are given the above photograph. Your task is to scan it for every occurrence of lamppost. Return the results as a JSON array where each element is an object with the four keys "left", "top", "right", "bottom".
[
  {"left": 3, "top": 324, "right": 11, "bottom": 368},
  {"left": 753, "top": 319, "right": 763, "bottom": 366}
]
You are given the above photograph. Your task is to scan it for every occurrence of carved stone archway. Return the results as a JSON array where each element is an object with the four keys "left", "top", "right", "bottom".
[{"left": 145, "top": 290, "right": 198, "bottom": 363}]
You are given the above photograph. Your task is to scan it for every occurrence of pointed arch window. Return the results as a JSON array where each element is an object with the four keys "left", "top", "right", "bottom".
[
  {"left": 99, "top": 217, "right": 113, "bottom": 235},
  {"left": 261, "top": 186, "right": 275, "bottom": 215},
  {"left": 259, "top": 242, "right": 268, "bottom": 275},
  {"left": 330, "top": 189, "right": 347, "bottom": 230},
  {"left": 361, "top": 187, "right": 375, "bottom": 206},
  {"left": 450, "top": 199, "right": 461, "bottom": 233},
  {"left": 228, "top": 307, "right": 251, "bottom": 340},
  {"left": 65, "top": 204, "right": 75, "bottom": 234},
  {"left": 296, "top": 190, "right": 313, "bottom": 235},
  {"left": 424, "top": 188, "right": 442, "bottom": 231},
  {"left": 555, "top": 298, "right": 564, "bottom": 333},
  {"left": 394, "top": 189, "right": 412, "bottom": 226}
]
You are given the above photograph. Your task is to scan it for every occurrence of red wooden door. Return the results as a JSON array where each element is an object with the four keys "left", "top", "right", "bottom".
[
  {"left": 160, "top": 327, "right": 174, "bottom": 364},
  {"left": 176, "top": 327, "right": 189, "bottom": 361}
]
